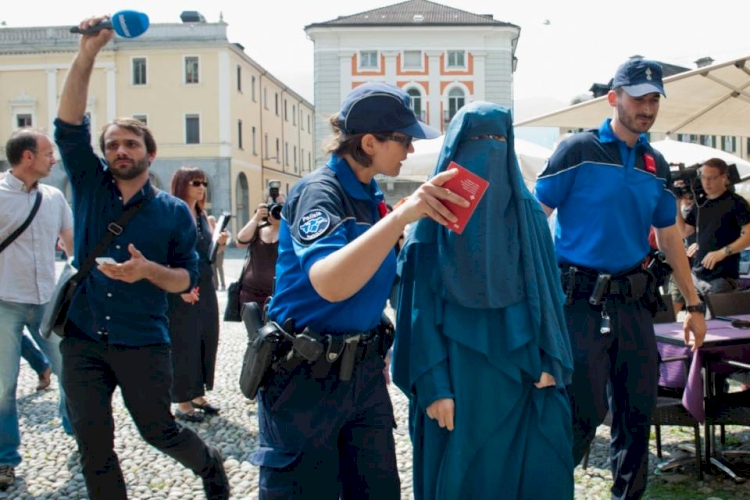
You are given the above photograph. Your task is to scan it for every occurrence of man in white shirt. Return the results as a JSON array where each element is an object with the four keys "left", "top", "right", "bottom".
[{"left": 0, "top": 129, "right": 74, "bottom": 490}]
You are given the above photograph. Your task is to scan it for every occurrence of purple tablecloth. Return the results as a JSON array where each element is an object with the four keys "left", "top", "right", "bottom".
[{"left": 655, "top": 316, "right": 750, "bottom": 423}]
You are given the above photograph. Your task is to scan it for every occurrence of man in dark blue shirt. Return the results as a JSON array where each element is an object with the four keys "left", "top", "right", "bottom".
[
  {"left": 54, "top": 16, "right": 229, "bottom": 500},
  {"left": 535, "top": 58, "right": 706, "bottom": 500}
]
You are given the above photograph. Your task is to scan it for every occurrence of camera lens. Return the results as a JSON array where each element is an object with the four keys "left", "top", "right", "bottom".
[{"left": 269, "top": 204, "right": 282, "bottom": 220}]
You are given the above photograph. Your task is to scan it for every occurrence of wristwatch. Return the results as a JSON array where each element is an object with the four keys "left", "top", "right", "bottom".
[
  {"left": 724, "top": 245, "right": 734, "bottom": 256},
  {"left": 685, "top": 302, "right": 706, "bottom": 314}
]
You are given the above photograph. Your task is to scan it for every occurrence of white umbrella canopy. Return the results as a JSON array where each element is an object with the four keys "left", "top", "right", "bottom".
[
  {"left": 651, "top": 139, "right": 750, "bottom": 179},
  {"left": 515, "top": 54, "right": 750, "bottom": 137},
  {"left": 398, "top": 136, "right": 552, "bottom": 189}
]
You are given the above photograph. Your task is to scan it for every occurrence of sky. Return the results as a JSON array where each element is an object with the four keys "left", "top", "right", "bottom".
[{"left": 3, "top": 0, "right": 749, "bottom": 120}]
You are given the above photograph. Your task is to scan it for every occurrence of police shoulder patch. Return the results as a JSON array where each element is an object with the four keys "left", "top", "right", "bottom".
[{"left": 298, "top": 209, "right": 331, "bottom": 241}]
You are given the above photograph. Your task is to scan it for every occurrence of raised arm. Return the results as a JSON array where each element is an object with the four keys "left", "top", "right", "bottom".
[{"left": 58, "top": 16, "right": 114, "bottom": 124}]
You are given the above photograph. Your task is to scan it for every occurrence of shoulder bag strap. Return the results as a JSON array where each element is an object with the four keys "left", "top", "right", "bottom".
[
  {"left": 73, "top": 188, "right": 157, "bottom": 280},
  {"left": 0, "top": 191, "right": 43, "bottom": 255}
]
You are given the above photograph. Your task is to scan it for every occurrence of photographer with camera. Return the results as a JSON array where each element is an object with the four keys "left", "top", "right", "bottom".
[
  {"left": 235, "top": 202, "right": 281, "bottom": 312},
  {"left": 676, "top": 158, "right": 750, "bottom": 296}
]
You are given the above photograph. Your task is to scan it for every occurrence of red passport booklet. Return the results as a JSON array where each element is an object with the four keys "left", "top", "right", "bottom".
[{"left": 440, "top": 161, "right": 489, "bottom": 234}]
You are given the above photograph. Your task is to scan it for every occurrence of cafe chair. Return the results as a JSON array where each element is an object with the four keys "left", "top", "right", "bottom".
[
  {"left": 703, "top": 358, "right": 750, "bottom": 483},
  {"left": 651, "top": 354, "right": 703, "bottom": 479},
  {"left": 705, "top": 290, "right": 750, "bottom": 318},
  {"left": 653, "top": 294, "right": 676, "bottom": 324}
]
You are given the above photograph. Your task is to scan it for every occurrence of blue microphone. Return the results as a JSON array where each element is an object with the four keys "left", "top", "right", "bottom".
[{"left": 70, "top": 11, "right": 150, "bottom": 38}]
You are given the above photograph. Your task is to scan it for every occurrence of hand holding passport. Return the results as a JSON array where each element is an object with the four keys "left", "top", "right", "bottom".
[{"left": 438, "top": 162, "right": 489, "bottom": 234}]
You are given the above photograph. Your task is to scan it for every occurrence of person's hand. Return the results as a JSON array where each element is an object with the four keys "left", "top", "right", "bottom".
[
  {"left": 181, "top": 287, "right": 200, "bottom": 304},
  {"left": 98, "top": 244, "right": 150, "bottom": 283},
  {"left": 701, "top": 249, "right": 726, "bottom": 270},
  {"left": 426, "top": 398, "right": 455, "bottom": 431},
  {"left": 218, "top": 230, "right": 229, "bottom": 246},
  {"left": 252, "top": 204, "right": 269, "bottom": 223},
  {"left": 75, "top": 16, "right": 115, "bottom": 57},
  {"left": 534, "top": 372, "right": 556, "bottom": 389},
  {"left": 683, "top": 311, "right": 707, "bottom": 352},
  {"left": 686, "top": 242, "right": 698, "bottom": 259},
  {"left": 394, "top": 169, "right": 470, "bottom": 226}
]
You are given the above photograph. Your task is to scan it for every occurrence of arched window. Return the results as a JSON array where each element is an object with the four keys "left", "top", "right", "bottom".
[
  {"left": 235, "top": 173, "right": 249, "bottom": 228},
  {"left": 448, "top": 88, "right": 465, "bottom": 121},
  {"left": 406, "top": 88, "right": 422, "bottom": 120}
]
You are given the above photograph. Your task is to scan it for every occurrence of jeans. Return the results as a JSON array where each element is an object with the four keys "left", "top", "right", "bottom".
[
  {"left": 0, "top": 299, "right": 72, "bottom": 467},
  {"left": 21, "top": 334, "right": 50, "bottom": 375},
  {"left": 60, "top": 324, "right": 214, "bottom": 500}
]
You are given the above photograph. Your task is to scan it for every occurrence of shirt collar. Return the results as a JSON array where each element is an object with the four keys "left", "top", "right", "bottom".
[
  {"left": 327, "top": 154, "right": 384, "bottom": 203},
  {"left": 599, "top": 118, "right": 649, "bottom": 148},
  {"left": 2, "top": 170, "right": 36, "bottom": 193}
]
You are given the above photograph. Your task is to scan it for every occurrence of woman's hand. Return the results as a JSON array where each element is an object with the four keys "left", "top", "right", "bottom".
[
  {"left": 426, "top": 398, "right": 455, "bottom": 431},
  {"left": 218, "top": 230, "right": 229, "bottom": 246},
  {"left": 180, "top": 286, "right": 200, "bottom": 304},
  {"left": 394, "top": 169, "right": 470, "bottom": 226},
  {"left": 534, "top": 372, "right": 556, "bottom": 389},
  {"left": 252, "top": 204, "right": 269, "bottom": 223}
]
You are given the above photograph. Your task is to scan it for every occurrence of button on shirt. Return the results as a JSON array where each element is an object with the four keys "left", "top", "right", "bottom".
[
  {"left": 0, "top": 173, "right": 73, "bottom": 304},
  {"left": 54, "top": 117, "right": 199, "bottom": 346}
]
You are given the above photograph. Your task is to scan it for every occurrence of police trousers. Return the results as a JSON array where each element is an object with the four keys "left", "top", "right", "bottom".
[
  {"left": 566, "top": 296, "right": 658, "bottom": 500},
  {"left": 251, "top": 351, "right": 400, "bottom": 500}
]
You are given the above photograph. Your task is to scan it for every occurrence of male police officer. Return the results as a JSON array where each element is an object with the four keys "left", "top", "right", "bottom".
[{"left": 535, "top": 58, "right": 707, "bottom": 500}]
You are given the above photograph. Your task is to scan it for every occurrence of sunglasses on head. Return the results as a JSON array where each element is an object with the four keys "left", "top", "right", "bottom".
[
  {"left": 190, "top": 180, "right": 208, "bottom": 187},
  {"left": 384, "top": 134, "right": 413, "bottom": 148}
]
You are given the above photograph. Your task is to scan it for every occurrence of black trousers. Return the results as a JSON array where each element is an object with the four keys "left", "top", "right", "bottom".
[
  {"left": 566, "top": 297, "right": 658, "bottom": 500},
  {"left": 60, "top": 323, "right": 214, "bottom": 500}
]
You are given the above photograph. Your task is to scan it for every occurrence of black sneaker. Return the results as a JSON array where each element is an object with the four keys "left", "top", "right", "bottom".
[
  {"left": 0, "top": 465, "right": 14, "bottom": 491},
  {"left": 202, "top": 446, "right": 230, "bottom": 499}
]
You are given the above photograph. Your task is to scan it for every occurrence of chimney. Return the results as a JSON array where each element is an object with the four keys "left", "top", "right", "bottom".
[
  {"left": 180, "top": 11, "right": 206, "bottom": 23},
  {"left": 695, "top": 56, "right": 714, "bottom": 68}
]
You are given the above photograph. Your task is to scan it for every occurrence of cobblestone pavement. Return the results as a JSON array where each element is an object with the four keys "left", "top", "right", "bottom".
[{"left": 4, "top": 249, "right": 750, "bottom": 499}]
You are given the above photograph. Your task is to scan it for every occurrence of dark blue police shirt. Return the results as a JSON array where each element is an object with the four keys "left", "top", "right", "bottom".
[
  {"left": 267, "top": 154, "right": 396, "bottom": 335},
  {"left": 54, "top": 117, "right": 199, "bottom": 346},
  {"left": 535, "top": 118, "right": 676, "bottom": 274}
]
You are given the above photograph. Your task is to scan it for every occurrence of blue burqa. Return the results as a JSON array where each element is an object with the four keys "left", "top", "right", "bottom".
[{"left": 392, "top": 102, "right": 575, "bottom": 500}]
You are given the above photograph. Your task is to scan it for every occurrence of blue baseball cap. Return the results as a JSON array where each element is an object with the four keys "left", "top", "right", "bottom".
[
  {"left": 612, "top": 59, "right": 666, "bottom": 97},
  {"left": 338, "top": 83, "right": 441, "bottom": 139}
]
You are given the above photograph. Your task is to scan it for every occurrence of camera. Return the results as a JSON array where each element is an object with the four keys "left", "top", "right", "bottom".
[
  {"left": 266, "top": 203, "right": 282, "bottom": 220},
  {"left": 669, "top": 164, "right": 702, "bottom": 201}
]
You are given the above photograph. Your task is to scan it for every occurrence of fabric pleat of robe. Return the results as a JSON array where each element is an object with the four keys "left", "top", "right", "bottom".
[{"left": 392, "top": 102, "right": 575, "bottom": 500}]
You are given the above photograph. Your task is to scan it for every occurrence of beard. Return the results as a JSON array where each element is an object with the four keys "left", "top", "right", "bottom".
[
  {"left": 109, "top": 156, "right": 149, "bottom": 180},
  {"left": 616, "top": 102, "right": 655, "bottom": 135}
]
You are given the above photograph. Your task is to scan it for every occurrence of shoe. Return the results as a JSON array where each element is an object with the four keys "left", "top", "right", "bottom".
[
  {"left": 202, "top": 446, "right": 230, "bottom": 500},
  {"left": 219, "top": 286, "right": 226, "bottom": 291},
  {"left": 175, "top": 409, "right": 205, "bottom": 423},
  {"left": 36, "top": 366, "right": 52, "bottom": 391},
  {"left": 0, "top": 465, "right": 14, "bottom": 491},
  {"left": 191, "top": 401, "right": 220, "bottom": 415}
]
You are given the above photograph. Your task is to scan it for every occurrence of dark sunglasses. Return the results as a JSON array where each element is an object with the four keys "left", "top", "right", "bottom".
[
  {"left": 190, "top": 180, "right": 208, "bottom": 187},
  {"left": 731, "top": 319, "right": 750, "bottom": 329},
  {"left": 385, "top": 135, "right": 413, "bottom": 148}
]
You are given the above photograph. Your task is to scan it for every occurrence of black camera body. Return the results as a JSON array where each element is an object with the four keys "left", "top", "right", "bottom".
[{"left": 267, "top": 203, "right": 282, "bottom": 220}]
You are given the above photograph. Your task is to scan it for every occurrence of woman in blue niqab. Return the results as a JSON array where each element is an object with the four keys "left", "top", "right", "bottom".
[{"left": 392, "top": 102, "right": 574, "bottom": 499}]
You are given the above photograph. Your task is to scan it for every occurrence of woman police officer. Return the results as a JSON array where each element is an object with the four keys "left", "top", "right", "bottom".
[{"left": 249, "top": 83, "right": 469, "bottom": 498}]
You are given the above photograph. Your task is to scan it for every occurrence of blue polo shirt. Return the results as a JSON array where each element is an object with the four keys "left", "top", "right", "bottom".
[
  {"left": 54, "top": 117, "right": 199, "bottom": 346},
  {"left": 535, "top": 118, "right": 676, "bottom": 274},
  {"left": 267, "top": 155, "right": 396, "bottom": 335}
]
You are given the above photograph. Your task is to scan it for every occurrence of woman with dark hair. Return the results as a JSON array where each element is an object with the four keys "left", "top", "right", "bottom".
[
  {"left": 235, "top": 202, "right": 281, "bottom": 313},
  {"left": 168, "top": 167, "right": 228, "bottom": 422}
]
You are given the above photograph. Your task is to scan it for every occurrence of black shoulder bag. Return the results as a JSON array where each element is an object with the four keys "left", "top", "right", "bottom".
[
  {"left": 41, "top": 189, "right": 156, "bottom": 339},
  {"left": 224, "top": 233, "right": 256, "bottom": 322},
  {"left": 0, "top": 191, "right": 43, "bottom": 254}
]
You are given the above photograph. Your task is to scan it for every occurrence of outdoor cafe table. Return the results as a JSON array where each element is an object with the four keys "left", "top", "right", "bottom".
[{"left": 655, "top": 316, "right": 750, "bottom": 477}]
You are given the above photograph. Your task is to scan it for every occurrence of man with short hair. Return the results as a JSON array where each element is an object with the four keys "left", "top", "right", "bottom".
[
  {"left": 55, "top": 15, "right": 229, "bottom": 500},
  {"left": 676, "top": 158, "right": 750, "bottom": 295},
  {"left": 535, "top": 58, "right": 707, "bottom": 500},
  {"left": 0, "top": 128, "right": 74, "bottom": 490}
]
